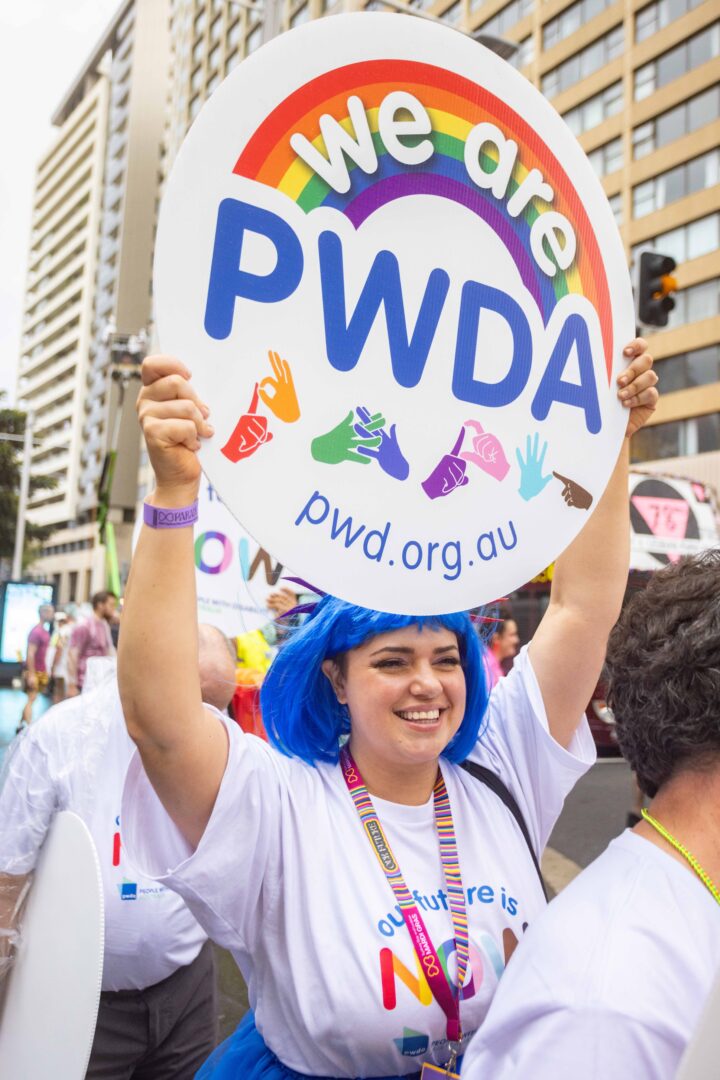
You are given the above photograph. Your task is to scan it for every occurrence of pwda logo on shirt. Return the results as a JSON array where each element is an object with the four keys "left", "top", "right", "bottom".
[
  {"left": 154, "top": 14, "right": 633, "bottom": 613},
  {"left": 393, "top": 1028, "right": 429, "bottom": 1057},
  {"left": 117, "top": 878, "right": 138, "bottom": 901}
]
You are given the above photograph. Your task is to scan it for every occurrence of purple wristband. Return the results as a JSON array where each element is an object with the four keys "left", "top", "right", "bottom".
[{"left": 143, "top": 500, "right": 199, "bottom": 529}]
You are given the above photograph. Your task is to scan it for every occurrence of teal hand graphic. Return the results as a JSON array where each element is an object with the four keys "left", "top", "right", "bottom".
[
  {"left": 516, "top": 434, "right": 553, "bottom": 502},
  {"left": 311, "top": 410, "right": 384, "bottom": 466}
]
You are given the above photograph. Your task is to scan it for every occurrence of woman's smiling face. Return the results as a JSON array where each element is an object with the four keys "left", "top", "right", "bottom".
[{"left": 323, "top": 624, "right": 467, "bottom": 779}]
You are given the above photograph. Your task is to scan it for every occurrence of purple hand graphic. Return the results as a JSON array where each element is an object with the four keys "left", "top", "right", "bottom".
[
  {"left": 460, "top": 419, "right": 510, "bottom": 481},
  {"left": 421, "top": 429, "right": 469, "bottom": 500},
  {"left": 354, "top": 405, "right": 410, "bottom": 481}
]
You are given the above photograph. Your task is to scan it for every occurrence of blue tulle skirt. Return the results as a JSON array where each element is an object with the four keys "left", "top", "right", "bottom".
[{"left": 196, "top": 1010, "right": 435, "bottom": 1079}]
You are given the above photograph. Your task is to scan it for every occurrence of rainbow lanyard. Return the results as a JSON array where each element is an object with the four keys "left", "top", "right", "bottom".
[{"left": 340, "top": 747, "right": 469, "bottom": 1054}]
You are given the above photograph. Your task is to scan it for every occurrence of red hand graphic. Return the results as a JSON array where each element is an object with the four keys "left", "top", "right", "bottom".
[{"left": 221, "top": 384, "right": 273, "bottom": 463}]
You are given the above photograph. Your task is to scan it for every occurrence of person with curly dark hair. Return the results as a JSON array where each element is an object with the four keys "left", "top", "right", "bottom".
[{"left": 461, "top": 550, "right": 720, "bottom": 1079}]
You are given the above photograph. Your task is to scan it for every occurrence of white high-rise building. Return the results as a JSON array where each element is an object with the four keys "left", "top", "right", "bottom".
[{"left": 17, "top": 0, "right": 169, "bottom": 605}]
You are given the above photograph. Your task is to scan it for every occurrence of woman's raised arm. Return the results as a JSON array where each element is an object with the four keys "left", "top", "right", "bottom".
[
  {"left": 118, "top": 356, "right": 227, "bottom": 848},
  {"left": 529, "top": 338, "right": 659, "bottom": 750}
]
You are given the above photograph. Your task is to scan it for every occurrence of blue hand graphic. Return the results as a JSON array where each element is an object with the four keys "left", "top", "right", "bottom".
[
  {"left": 354, "top": 405, "right": 410, "bottom": 481},
  {"left": 516, "top": 434, "right": 553, "bottom": 502}
]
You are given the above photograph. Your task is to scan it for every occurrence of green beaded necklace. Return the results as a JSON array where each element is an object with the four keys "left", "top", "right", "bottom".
[{"left": 642, "top": 809, "right": 720, "bottom": 906}]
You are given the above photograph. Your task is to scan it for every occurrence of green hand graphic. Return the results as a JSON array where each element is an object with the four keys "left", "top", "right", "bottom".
[{"left": 311, "top": 410, "right": 384, "bottom": 465}]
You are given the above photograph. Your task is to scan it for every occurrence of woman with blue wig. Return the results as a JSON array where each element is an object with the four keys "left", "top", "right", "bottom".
[{"left": 118, "top": 340, "right": 657, "bottom": 1079}]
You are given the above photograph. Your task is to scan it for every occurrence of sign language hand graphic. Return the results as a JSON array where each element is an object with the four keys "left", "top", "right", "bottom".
[
  {"left": 516, "top": 433, "right": 552, "bottom": 502},
  {"left": 460, "top": 419, "right": 510, "bottom": 481},
  {"left": 221, "top": 384, "right": 273, "bottom": 463},
  {"left": 258, "top": 350, "right": 300, "bottom": 423},
  {"left": 311, "top": 409, "right": 384, "bottom": 465},
  {"left": 421, "top": 429, "right": 469, "bottom": 500},
  {"left": 354, "top": 405, "right": 410, "bottom": 481},
  {"left": 553, "top": 472, "right": 593, "bottom": 510}
]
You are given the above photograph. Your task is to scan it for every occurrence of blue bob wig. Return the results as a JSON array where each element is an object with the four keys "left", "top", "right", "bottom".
[{"left": 261, "top": 596, "right": 490, "bottom": 765}]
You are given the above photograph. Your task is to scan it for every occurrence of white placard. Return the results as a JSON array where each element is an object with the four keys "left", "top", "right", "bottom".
[
  {"left": 677, "top": 971, "right": 720, "bottom": 1080},
  {"left": 154, "top": 13, "right": 634, "bottom": 614},
  {"left": 134, "top": 476, "right": 287, "bottom": 636},
  {"left": 0, "top": 811, "right": 104, "bottom": 1079},
  {"left": 629, "top": 473, "right": 719, "bottom": 571}
]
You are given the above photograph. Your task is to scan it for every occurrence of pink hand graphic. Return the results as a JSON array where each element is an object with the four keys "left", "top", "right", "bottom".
[
  {"left": 221, "top": 384, "right": 273, "bottom": 463},
  {"left": 460, "top": 419, "right": 510, "bottom": 481}
]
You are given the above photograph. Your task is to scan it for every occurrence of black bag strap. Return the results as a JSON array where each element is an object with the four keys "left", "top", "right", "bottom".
[{"left": 461, "top": 760, "right": 548, "bottom": 901}]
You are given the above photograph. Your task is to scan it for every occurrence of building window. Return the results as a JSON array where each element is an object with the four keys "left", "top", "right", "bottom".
[
  {"left": 607, "top": 192, "right": 622, "bottom": 225},
  {"left": 246, "top": 23, "right": 262, "bottom": 53},
  {"left": 228, "top": 18, "right": 242, "bottom": 48},
  {"left": 655, "top": 346, "right": 720, "bottom": 394},
  {"left": 191, "top": 65, "right": 204, "bottom": 92},
  {"left": 671, "top": 278, "right": 720, "bottom": 326},
  {"left": 631, "top": 412, "right": 720, "bottom": 462},
  {"left": 290, "top": 3, "right": 311, "bottom": 27},
  {"left": 632, "top": 85, "right": 719, "bottom": 160},
  {"left": 635, "top": 0, "right": 705, "bottom": 44},
  {"left": 69, "top": 570, "right": 78, "bottom": 603},
  {"left": 192, "top": 37, "right": 204, "bottom": 64},
  {"left": 510, "top": 35, "right": 534, "bottom": 69},
  {"left": 632, "top": 212, "right": 720, "bottom": 266},
  {"left": 194, "top": 9, "right": 206, "bottom": 37},
  {"left": 543, "top": 0, "right": 615, "bottom": 51},
  {"left": 209, "top": 43, "right": 221, "bottom": 71},
  {"left": 542, "top": 25, "right": 624, "bottom": 98},
  {"left": 634, "top": 22, "right": 720, "bottom": 100},
  {"left": 632, "top": 149, "right": 720, "bottom": 218},
  {"left": 210, "top": 15, "right": 224, "bottom": 42},
  {"left": 473, "top": 0, "right": 533, "bottom": 33},
  {"left": 587, "top": 136, "right": 623, "bottom": 177},
  {"left": 440, "top": 1, "right": 462, "bottom": 26},
  {"left": 226, "top": 48, "right": 241, "bottom": 72}
]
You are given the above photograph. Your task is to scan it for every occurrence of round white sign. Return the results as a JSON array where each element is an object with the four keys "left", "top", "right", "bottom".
[
  {"left": 154, "top": 13, "right": 634, "bottom": 615},
  {"left": 0, "top": 812, "right": 104, "bottom": 1078}
]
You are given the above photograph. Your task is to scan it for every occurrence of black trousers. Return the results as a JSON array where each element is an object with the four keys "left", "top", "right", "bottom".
[{"left": 86, "top": 940, "right": 217, "bottom": 1080}]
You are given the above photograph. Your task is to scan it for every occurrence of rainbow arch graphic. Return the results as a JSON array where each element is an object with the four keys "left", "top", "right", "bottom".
[{"left": 233, "top": 60, "right": 614, "bottom": 384}]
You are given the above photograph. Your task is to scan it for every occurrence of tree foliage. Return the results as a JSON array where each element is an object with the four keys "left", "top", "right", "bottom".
[{"left": 0, "top": 392, "right": 57, "bottom": 563}]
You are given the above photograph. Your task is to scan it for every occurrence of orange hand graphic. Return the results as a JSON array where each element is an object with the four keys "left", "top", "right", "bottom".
[{"left": 258, "top": 350, "right": 300, "bottom": 423}]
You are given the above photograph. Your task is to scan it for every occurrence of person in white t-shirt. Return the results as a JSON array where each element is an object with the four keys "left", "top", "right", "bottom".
[
  {"left": 117, "top": 342, "right": 657, "bottom": 1080},
  {"left": 0, "top": 624, "right": 236, "bottom": 1080},
  {"left": 461, "top": 550, "right": 720, "bottom": 1080}
]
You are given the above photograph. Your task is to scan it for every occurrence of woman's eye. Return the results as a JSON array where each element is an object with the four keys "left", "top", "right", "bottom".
[
  {"left": 437, "top": 656, "right": 461, "bottom": 667},
  {"left": 374, "top": 658, "right": 405, "bottom": 669}
]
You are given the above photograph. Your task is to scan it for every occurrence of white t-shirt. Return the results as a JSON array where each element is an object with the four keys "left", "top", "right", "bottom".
[
  {"left": 122, "top": 645, "right": 594, "bottom": 1076},
  {"left": 0, "top": 680, "right": 207, "bottom": 991},
  {"left": 461, "top": 830, "right": 720, "bottom": 1080}
]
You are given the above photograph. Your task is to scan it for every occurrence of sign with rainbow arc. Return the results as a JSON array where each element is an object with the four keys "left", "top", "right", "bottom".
[{"left": 154, "top": 13, "right": 635, "bottom": 614}]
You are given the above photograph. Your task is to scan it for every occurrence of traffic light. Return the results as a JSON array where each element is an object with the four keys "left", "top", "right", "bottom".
[{"left": 637, "top": 251, "right": 678, "bottom": 328}]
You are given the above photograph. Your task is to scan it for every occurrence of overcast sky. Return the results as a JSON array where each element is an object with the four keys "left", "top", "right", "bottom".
[{"left": 0, "top": 0, "right": 122, "bottom": 405}]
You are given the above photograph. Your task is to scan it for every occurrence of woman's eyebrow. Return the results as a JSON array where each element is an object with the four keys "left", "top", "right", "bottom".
[{"left": 369, "top": 644, "right": 460, "bottom": 657}]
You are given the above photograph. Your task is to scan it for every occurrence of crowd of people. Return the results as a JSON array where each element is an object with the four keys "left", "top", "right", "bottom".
[
  {"left": 17, "top": 590, "right": 119, "bottom": 730},
  {"left": 1, "top": 336, "right": 718, "bottom": 1079}
]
